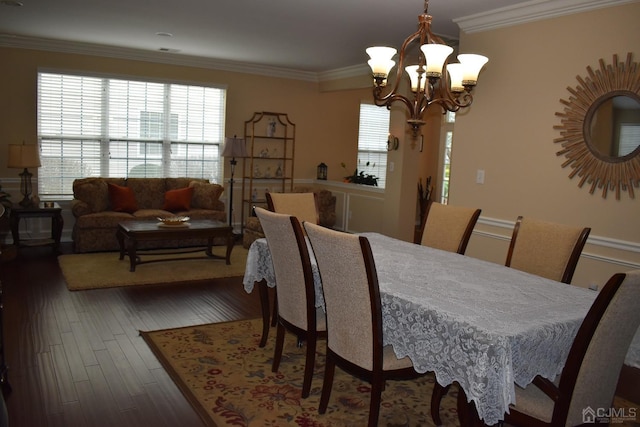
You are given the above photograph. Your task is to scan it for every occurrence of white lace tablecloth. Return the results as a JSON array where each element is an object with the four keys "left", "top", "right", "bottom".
[{"left": 242, "top": 233, "right": 640, "bottom": 425}]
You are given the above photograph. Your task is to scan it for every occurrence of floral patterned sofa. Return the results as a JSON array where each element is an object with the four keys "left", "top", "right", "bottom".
[{"left": 71, "top": 177, "right": 226, "bottom": 252}]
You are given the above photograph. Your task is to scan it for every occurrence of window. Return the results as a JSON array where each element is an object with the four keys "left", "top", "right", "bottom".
[
  {"left": 440, "top": 111, "right": 456, "bottom": 204},
  {"left": 37, "top": 72, "right": 226, "bottom": 198},
  {"left": 356, "top": 104, "right": 389, "bottom": 188}
]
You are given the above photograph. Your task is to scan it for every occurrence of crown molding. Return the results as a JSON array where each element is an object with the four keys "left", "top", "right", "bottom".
[
  {"left": 0, "top": 35, "right": 319, "bottom": 82},
  {"left": 317, "top": 64, "right": 370, "bottom": 82},
  {"left": 455, "top": 0, "right": 638, "bottom": 33}
]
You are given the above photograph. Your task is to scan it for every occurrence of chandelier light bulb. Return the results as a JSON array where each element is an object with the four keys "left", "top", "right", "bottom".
[
  {"left": 458, "top": 54, "right": 489, "bottom": 86},
  {"left": 420, "top": 44, "right": 453, "bottom": 78}
]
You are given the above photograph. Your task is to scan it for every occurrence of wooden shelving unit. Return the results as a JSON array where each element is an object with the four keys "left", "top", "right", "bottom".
[{"left": 241, "top": 112, "right": 295, "bottom": 233}]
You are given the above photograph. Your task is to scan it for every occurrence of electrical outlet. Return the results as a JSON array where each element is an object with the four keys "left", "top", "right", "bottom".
[{"left": 476, "top": 169, "right": 485, "bottom": 184}]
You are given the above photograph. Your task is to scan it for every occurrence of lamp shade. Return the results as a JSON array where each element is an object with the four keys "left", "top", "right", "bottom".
[
  {"left": 366, "top": 46, "right": 397, "bottom": 78},
  {"left": 420, "top": 44, "right": 453, "bottom": 78},
  {"left": 8, "top": 143, "right": 41, "bottom": 168},
  {"left": 221, "top": 137, "right": 248, "bottom": 158},
  {"left": 405, "top": 65, "right": 424, "bottom": 93},
  {"left": 446, "top": 63, "right": 465, "bottom": 93},
  {"left": 457, "top": 54, "right": 489, "bottom": 86}
]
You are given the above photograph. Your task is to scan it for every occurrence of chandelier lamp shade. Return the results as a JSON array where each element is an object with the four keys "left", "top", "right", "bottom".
[
  {"left": 366, "top": 0, "right": 488, "bottom": 137},
  {"left": 221, "top": 136, "right": 248, "bottom": 228},
  {"left": 7, "top": 142, "right": 42, "bottom": 207}
]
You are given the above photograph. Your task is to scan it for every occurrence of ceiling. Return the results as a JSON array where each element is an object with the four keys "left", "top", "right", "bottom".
[{"left": 0, "top": 0, "right": 537, "bottom": 73}]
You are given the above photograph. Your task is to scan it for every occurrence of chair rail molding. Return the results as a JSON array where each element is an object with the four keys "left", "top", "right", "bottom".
[{"left": 475, "top": 216, "right": 640, "bottom": 269}]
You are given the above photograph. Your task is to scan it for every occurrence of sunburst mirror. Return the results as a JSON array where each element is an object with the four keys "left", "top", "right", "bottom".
[{"left": 554, "top": 53, "right": 640, "bottom": 199}]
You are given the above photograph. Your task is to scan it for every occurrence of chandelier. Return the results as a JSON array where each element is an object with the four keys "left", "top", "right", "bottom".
[{"left": 366, "top": 0, "right": 488, "bottom": 137}]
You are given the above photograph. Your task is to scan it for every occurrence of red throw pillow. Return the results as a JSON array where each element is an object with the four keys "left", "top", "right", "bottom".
[
  {"left": 107, "top": 183, "right": 138, "bottom": 213},
  {"left": 163, "top": 186, "right": 194, "bottom": 212}
]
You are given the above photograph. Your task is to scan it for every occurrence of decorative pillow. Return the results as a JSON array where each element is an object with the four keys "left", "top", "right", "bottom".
[
  {"left": 189, "top": 181, "right": 223, "bottom": 210},
  {"left": 107, "top": 183, "right": 138, "bottom": 213},
  {"left": 73, "top": 178, "right": 110, "bottom": 213},
  {"left": 163, "top": 186, "right": 194, "bottom": 212}
]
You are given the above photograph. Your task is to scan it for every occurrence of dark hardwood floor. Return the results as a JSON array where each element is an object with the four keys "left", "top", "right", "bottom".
[{"left": 0, "top": 242, "right": 264, "bottom": 427}]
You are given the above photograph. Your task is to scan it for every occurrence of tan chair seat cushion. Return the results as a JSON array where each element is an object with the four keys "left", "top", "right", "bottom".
[
  {"left": 510, "top": 382, "right": 555, "bottom": 423},
  {"left": 382, "top": 345, "right": 414, "bottom": 371}
]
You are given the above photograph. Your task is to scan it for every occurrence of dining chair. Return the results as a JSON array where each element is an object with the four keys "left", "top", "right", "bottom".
[
  {"left": 266, "top": 192, "right": 319, "bottom": 226},
  {"left": 254, "top": 207, "right": 326, "bottom": 398},
  {"left": 505, "top": 216, "right": 591, "bottom": 284},
  {"left": 263, "top": 191, "right": 320, "bottom": 328},
  {"left": 419, "top": 201, "right": 481, "bottom": 254},
  {"left": 503, "top": 269, "right": 640, "bottom": 427},
  {"left": 304, "top": 222, "right": 426, "bottom": 427}
]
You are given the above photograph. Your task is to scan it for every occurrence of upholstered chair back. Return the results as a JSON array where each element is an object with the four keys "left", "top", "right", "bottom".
[
  {"left": 420, "top": 202, "right": 481, "bottom": 254},
  {"left": 506, "top": 216, "right": 590, "bottom": 284},
  {"left": 266, "top": 192, "right": 319, "bottom": 226},
  {"left": 564, "top": 270, "right": 640, "bottom": 425},
  {"left": 255, "top": 207, "right": 315, "bottom": 331},
  {"left": 304, "top": 222, "right": 380, "bottom": 371}
]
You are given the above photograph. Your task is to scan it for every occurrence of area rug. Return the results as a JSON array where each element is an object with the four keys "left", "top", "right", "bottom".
[
  {"left": 140, "top": 318, "right": 461, "bottom": 427},
  {"left": 59, "top": 246, "right": 248, "bottom": 291}
]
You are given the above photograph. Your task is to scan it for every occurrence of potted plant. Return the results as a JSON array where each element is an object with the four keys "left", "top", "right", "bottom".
[{"left": 341, "top": 162, "right": 379, "bottom": 186}]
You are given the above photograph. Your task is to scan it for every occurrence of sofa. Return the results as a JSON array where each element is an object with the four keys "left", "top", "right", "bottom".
[
  {"left": 71, "top": 177, "right": 226, "bottom": 252},
  {"left": 242, "top": 187, "right": 337, "bottom": 249}
]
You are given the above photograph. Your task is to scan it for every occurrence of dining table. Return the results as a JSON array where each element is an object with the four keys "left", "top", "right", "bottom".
[{"left": 242, "top": 232, "right": 639, "bottom": 426}]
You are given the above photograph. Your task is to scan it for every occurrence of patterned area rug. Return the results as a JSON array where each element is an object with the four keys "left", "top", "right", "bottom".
[
  {"left": 59, "top": 246, "right": 248, "bottom": 290},
  {"left": 140, "top": 318, "right": 461, "bottom": 426}
]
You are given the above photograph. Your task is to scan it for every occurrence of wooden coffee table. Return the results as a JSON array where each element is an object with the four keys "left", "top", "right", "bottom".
[{"left": 116, "top": 219, "right": 234, "bottom": 272}]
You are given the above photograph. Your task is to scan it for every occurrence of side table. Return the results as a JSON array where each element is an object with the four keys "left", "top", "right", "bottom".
[{"left": 10, "top": 202, "right": 63, "bottom": 252}]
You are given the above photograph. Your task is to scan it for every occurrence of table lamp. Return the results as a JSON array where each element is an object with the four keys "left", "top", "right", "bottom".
[
  {"left": 221, "top": 136, "right": 248, "bottom": 228},
  {"left": 7, "top": 142, "right": 41, "bottom": 207}
]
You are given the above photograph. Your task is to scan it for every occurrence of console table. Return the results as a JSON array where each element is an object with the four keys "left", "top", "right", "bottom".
[{"left": 10, "top": 202, "right": 63, "bottom": 252}]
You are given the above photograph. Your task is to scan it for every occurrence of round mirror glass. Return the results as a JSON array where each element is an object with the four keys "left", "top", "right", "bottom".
[{"left": 586, "top": 93, "right": 640, "bottom": 161}]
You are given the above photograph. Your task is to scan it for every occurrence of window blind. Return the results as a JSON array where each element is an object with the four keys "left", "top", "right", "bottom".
[{"left": 37, "top": 72, "right": 226, "bottom": 198}]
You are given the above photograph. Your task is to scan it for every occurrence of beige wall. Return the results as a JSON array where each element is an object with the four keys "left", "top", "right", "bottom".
[{"left": 450, "top": 2, "right": 640, "bottom": 287}]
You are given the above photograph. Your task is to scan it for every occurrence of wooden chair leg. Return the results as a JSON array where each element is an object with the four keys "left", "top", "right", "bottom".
[
  {"left": 430, "top": 382, "right": 450, "bottom": 425},
  {"left": 258, "top": 280, "right": 270, "bottom": 347},
  {"left": 272, "top": 322, "right": 285, "bottom": 372},
  {"left": 271, "top": 293, "right": 278, "bottom": 327},
  {"left": 301, "top": 335, "right": 316, "bottom": 398},
  {"left": 368, "top": 376, "right": 384, "bottom": 427},
  {"left": 319, "top": 353, "right": 335, "bottom": 414}
]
